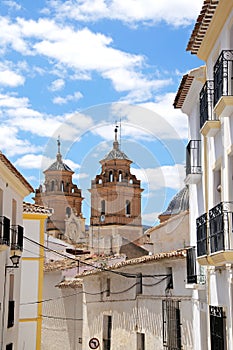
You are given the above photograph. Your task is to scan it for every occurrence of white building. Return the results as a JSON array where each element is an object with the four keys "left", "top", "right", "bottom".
[
  {"left": 0, "top": 152, "right": 33, "bottom": 350},
  {"left": 19, "top": 202, "right": 51, "bottom": 350},
  {"left": 174, "top": 0, "right": 233, "bottom": 348},
  {"left": 56, "top": 186, "right": 207, "bottom": 350}
]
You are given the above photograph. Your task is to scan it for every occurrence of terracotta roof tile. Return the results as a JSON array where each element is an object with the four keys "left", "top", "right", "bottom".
[
  {"left": 23, "top": 202, "right": 52, "bottom": 215},
  {"left": 186, "top": 0, "right": 219, "bottom": 55},
  {"left": 173, "top": 74, "right": 194, "bottom": 109},
  {"left": 56, "top": 249, "right": 187, "bottom": 289}
]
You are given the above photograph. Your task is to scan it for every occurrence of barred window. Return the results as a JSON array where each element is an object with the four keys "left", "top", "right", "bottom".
[
  {"left": 209, "top": 305, "right": 225, "bottom": 350},
  {"left": 162, "top": 299, "right": 181, "bottom": 350}
]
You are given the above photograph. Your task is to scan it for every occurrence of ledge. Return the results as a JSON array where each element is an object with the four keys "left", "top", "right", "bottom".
[
  {"left": 214, "top": 96, "right": 233, "bottom": 118},
  {"left": 200, "top": 120, "right": 220, "bottom": 137}
]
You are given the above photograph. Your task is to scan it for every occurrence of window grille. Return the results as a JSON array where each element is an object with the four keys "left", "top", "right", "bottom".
[
  {"left": 196, "top": 213, "right": 208, "bottom": 256},
  {"left": 209, "top": 305, "right": 225, "bottom": 350},
  {"left": 162, "top": 299, "right": 181, "bottom": 350},
  {"left": 186, "top": 247, "right": 197, "bottom": 283}
]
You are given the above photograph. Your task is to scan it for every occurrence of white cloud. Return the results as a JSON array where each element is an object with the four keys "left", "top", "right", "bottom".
[
  {"left": 0, "top": 125, "right": 38, "bottom": 156},
  {"left": 141, "top": 93, "right": 188, "bottom": 139},
  {"left": 49, "top": 78, "right": 65, "bottom": 91},
  {"left": 103, "top": 68, "right": 172, "bottom": 102},
  {"left": 131, "top": 164, "right": 185, "bottom": 191},
  {"left": 142, "top": 211, "right": 159, "bottom": 226},
  {"left": 3, "top": 1, "right": 21, "bottom": 11},
  {"left": 15, "top": 153, "right": 81, "bottom": 171},
  {"left": 0, "top": 93, "right": 29, "bottom": 108},
  {"left": 53, "top": 91, "right": 83, "bottom": 104},
  {"left": 49, "top": 0, "right": 203, "bottom": 27},
  {"left": 110, "top": 100, "right": 188, "bottom": 140},
  {"left": 0, "top": 68, "right": 25, "bottom": 87}
]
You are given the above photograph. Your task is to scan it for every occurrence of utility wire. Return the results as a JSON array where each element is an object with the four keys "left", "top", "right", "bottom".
[
  {"left": 21, "top": 275, "right": 171, "bottom": 306},
  {"left": 24, "top": 235, "right": 172, "bottom": 279}
]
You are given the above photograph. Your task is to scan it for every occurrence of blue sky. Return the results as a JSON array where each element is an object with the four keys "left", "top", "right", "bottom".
[{"left": 0, "top": 0, "right": 203, "bottom": 226}]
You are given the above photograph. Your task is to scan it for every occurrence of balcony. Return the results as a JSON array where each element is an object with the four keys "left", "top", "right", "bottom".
[
  {"left": 0, "top": 216, "right": 10, "bottom": 247},
  {"left": 11, "top": 225, "right": 24, "bottom": 251},
  {"left": 185, "top": 140, "right": 202, "bottom": 184},
  {"left": 196, "top": 213, "right": 208, "bottom": 265},
  {"left": 200, "top": 80, "right": 220, "bottom": 136},
  {"left": 213, "top": 50, "right": 233, "bottom": 118},
  {"left": 196, "top": 202, "right": 233, "bottom": 266}
]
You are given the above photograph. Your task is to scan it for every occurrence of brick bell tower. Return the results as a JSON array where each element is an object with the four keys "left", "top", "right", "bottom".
[
  {"left": 89, "top": 126, "right": 143, "bottom": 254},
  {"left": 34, "top": 138, "right": 84, "bottom": 238}
]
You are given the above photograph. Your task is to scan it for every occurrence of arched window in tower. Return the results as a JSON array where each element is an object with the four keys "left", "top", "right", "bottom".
[
  {"left": 126, "top": 200, "right": 131, "bottom": 216},
  {"left": 61, "top": 181, "right": 64, "bottom": 192},
  {"left": 118, "top": 171, "right": 122, "bottom": 182},
  {"left": 51, "top": 180, "right": 55, "bottom": 191},
  {"left": 109, "top": 171, "right": 114, "bottom": 182},
  {"left": 66, "top": 207, "right": 71, "bottom": 218},
  {"left": 101, "top": 200, "right": 106, "bottom": 215}
]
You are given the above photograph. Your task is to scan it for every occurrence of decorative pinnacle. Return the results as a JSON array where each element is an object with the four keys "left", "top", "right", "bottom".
[
  {"left": 56, "top": 135, "right": 62, "bottom": 162},
  {"left": 113, "top": 126, "right": 119, "bottom": 150}
]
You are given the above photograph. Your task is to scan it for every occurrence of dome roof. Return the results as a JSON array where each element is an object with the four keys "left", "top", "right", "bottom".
[
  {"left": 159, "top": 186, "right": 189, "bottom": 221},
  {"left": 46, "top": 159, "right": 72, "bottom": 172},
  {"left": 45, "top": 138, "right": 73, "bottom": 172},
  {"left": 101, "top": 127, "right": 131, "bottom": 162}
]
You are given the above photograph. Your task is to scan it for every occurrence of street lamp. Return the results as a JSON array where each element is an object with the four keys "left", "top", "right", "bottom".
[
  {"left": 9, "top": 253, "right": 21, "bottom": 268},
  {"left": 0, "top": 253, "right": 21, "bottom": 350}
]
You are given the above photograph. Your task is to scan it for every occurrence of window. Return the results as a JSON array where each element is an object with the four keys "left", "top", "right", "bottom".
[
  {"left": 109, "top": 171, "right": 114, "bottom": 182},
  {"left": 210, "top": 306, "right": 225, "bottom": 350},
  {"left": 166, "top": 267, "right": 173, "bottom": 290},
  {"left": 51, "top": 180, "right": 55, "bottom": 191},
  {"left": 12, "top": 199, "right": 17, "bottom": 226},
  {"left": 101, "top": 200, "right": 105, "bottom": 215},
  {"left": 66, "top": 207, "right": 71, "bottom": 218},
  {"left": 162, "top": 299, "right": 181, "bottom": 350},
  {"left": 6, "top": 344, "right": 13, "bottom": 350},
  {"left": 103, "top": 315, "right": 112, "bottom": 350},
  {"left": 60, "top": 181, "right": 64, "bottom": 191},
  {"left": 137, "top": 333, "right": 145, "bottom": 350},
  {"left": 106, "top": 278, "right": 110, "bottom": 297},
  {"left": 126, "top": 200, "right": 131, "bottom": 216},
  {"left": 0, "top": 217, "right": 10, "bottom": 246},
  {"left": 118, "top": 171, "right": 122, "bottom": 182},
  {"left": 7, "top": 275, "right": 15, "bottom": 328},
  {"left": 136, "top": 273, "right": 142, "bottom": 295},
  {"left": 186, "top": 247, "right": 197, "bottom": 284}
]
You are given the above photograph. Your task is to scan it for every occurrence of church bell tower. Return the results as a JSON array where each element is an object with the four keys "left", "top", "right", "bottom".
[
  {"left": 89, "top": 127, "right": 143, "bottom": 254},
  {"left": 34, "top": 138, "right": 84, "bottom": 239}
]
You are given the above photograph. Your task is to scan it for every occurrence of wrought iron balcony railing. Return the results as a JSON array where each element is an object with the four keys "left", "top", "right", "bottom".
[
  {"left": 186, "top": 140, "right": 201, "bottom": 176},
  {"left": 11, "top": 225, "right": 24, "bottom": 251},
  {"left": 196, "top": 213, "right": 208, "bottom": 257},
  {"left": 200, "top": 80, "right": 214, "bottom": 129},
  {"left": 0, "top": 216, "right": 10, "bottom": 246},
  {"left": 209, "top": 202, "right": 233, "bottom": 254},
  {"left": 214, "top": 50, "right": 233, "bottom": 106}
]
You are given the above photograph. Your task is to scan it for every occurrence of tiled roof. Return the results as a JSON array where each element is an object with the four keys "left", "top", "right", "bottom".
[
  {"left": 0, "top": 152, "right": 34, "bottom": 193},
  {"left": 173, "top": 74, "right": 194, "bottom": 109},
  {"left": 44, "top": 258, "right": 83, "bottom": 272},
  {"left": 56, "top": 278, "right": 83, "bottom": 288},
  {"left": 57, "top": 249, "right": 187, "bottom": 288},
  {"left": 23, "top": 202, "right": 52, "bottom": 215},
  {"left": 160, "top": 186, "right": 189, "bottom": 217},
  {"left": 186, "top": 0, "right": 219, "bottom": 55}
]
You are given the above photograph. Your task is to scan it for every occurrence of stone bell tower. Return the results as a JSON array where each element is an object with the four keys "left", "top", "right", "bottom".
[
  {"left": 34, "top": 138, "right": 85, "bottom": 240},
  {"left": 89, "top": 127, "right": 143, "bottom": 254}
]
